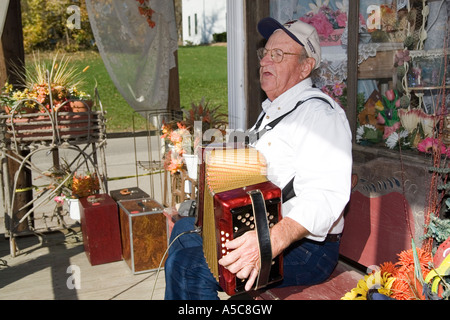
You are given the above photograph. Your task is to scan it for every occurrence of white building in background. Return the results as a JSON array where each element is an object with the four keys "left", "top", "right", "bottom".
[{"left": 182, "top": 0, "right": 227, "bottom": 45}]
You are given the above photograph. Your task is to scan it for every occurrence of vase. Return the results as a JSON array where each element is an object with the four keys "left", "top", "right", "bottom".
[
  {"left": 69, "top": 198, "right": 80, "bottom": 221},
  {"left": 183, "top": 154, "right": 198, "bottom": 194},
  {"left": 183, "top": 154, "right": 198, "bottom": 180}
]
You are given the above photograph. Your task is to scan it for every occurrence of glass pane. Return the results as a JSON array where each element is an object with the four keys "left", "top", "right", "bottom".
[
  {"left": 270, "top": 0, "right": 349, "bottom": 109},
  {"left": 356, "top": 0, "right": 450, "bottom": 153}
]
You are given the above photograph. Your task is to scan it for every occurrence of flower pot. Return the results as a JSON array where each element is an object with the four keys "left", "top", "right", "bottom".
[
  {"left": 69, "top": 100, "right": 93, "bottom": 112},
  {"left": 6, "top": 114, "right": 54, "bottom": 139}
]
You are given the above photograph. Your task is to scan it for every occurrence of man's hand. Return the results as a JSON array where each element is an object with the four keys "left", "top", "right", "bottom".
[
  {"left": 218, "top": 230, "right": 261, "bottom": 291},
  {"left": 218, "top": 217, "right": 310, "bottom": 292}
]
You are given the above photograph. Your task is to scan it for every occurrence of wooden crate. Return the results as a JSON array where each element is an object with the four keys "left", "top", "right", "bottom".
[
  {"left": 117, "top": 198, "right": 168, "bottom": 274},
  {"left": 79, "top": 194, "right": 122, "bottom": 266}
]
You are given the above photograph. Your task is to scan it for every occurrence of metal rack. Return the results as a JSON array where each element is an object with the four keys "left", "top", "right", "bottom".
[
  {"left": 0, "top": 88, "right": 108, "bottom": 257},
  {"left": 133, "top": 109, "right": 182, "bottom": 207}
]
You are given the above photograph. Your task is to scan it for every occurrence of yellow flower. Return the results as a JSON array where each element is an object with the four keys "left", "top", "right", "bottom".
[{"left": 341, "top": 271, "right": 396, "bottom": 300}]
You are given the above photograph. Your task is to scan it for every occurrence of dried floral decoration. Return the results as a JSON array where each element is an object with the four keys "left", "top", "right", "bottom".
[{"left": 136, "top": 0, "right": 156, "bottom": 28}]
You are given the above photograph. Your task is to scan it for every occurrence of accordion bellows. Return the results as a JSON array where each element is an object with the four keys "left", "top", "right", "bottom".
[{"left": 205, "top": 147, "right": 268, "bottom": 194}]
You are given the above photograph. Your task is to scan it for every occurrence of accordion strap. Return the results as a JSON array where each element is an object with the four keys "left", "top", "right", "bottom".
[{"left": 247, "top": 189, "right": 272, "bottom": 290}]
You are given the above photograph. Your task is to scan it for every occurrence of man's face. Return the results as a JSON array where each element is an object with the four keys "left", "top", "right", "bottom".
[{"left": 259, "top": 30, "right": 314, "bottom": 101}]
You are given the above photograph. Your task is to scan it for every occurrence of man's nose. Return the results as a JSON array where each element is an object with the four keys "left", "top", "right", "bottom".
[{"left": 259, "top": 52, "right": 272, "bottom": 66}]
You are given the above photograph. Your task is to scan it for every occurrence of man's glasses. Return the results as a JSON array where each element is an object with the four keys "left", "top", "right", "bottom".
[{"left": 257, "top": 48, "right": 302, "bottom": 63}]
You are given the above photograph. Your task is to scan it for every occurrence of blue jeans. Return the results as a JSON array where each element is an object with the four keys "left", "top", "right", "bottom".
[{"left": 164, "top": 217, "right": 340, "bottom": 300}]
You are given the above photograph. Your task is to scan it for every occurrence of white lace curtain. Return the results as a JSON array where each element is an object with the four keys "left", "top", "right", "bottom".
[{"left": 85, "top": 0, "right": 178, "bottom": 113}]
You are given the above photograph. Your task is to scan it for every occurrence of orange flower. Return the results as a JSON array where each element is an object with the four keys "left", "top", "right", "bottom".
[
  {"left": 390, "top": 247, "right": 433, "bottom": 300},
  {"left": 379, "top": 261, "right": 397, "bottom": 276}
]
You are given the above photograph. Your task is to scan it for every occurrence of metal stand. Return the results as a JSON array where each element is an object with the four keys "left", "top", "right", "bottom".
[
  {"left": 0, "top": 89, "right": 108, "bottom": 257},
  {"left": 134, "top": 109, "right": 182, "bottom": 207}
]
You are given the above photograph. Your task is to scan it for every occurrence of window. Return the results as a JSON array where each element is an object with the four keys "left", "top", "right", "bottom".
[
  {"left": 188, "top": 16, "right": 191, "bottom": 37},
  {"left": 195, "top": 13, "right": 198, "bottom": 35}
]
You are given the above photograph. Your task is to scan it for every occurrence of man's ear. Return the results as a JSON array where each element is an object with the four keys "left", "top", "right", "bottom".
[{"left": 299, "top": 57, "right": 316, "bottom": 79}]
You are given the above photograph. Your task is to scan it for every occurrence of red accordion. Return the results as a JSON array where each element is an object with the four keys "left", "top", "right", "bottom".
[{"left": 196, "top": 146, "right": 283, "bottom": 295}]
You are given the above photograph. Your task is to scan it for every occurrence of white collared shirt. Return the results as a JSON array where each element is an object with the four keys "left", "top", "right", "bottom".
[{"left": 250, "top": 79, "right": 353, "bottom": 242}]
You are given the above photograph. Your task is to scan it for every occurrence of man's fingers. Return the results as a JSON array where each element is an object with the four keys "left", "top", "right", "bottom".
[{"left": 245, "top": 268, "right": 259, "bottom": 291}]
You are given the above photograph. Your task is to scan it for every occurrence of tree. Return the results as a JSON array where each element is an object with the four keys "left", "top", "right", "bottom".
[{"left": 21, "top": 0, "right": 95, "bottom": 53}]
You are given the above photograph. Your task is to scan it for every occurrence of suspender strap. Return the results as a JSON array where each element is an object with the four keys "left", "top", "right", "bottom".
[
  {"left": 247, "top": 189, "right": 272, "bottom": 290},
  {"left": 248, "top": 97, "right": 333, "bottom": 145}
]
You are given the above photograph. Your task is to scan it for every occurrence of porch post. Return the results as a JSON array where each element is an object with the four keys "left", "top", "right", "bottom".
[{"left": 227, "top": 0, "right": 246, "bottom": 131}]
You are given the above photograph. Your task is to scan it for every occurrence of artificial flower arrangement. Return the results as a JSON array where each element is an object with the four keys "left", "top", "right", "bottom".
[
  {"left": 1, "top": 52, "right": 91, "bottom": 114},
  {"left": 161, "top": 98, "right": 228, "bottom": 174},
  {"left": 355, "top": 87, "right": 444, "bottom": 155},
  {"left": 52, "top": 171, "right": 100, "bottom": 205},
  {"left": 342, "top": 244, "right": 436, "bottom": 300},
  {"left": 41, "top": 158, "right": 100, "bottom": 206},
  {"left": 343, "top": 152, "right": 450, "bottom": 300},
  {"left": 299, "top": 0, "right": 348, "bottom": 45}
]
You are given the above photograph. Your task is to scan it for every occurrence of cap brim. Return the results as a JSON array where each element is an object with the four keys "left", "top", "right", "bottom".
[{"left": 257, "top": 17, "right": 304, "bottom": 47}]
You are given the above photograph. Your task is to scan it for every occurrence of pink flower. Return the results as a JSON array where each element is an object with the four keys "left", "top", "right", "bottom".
[
  {"left": 333, "top": 83, "right": 344, "bottom": 96},
  {"left": 417, "top": 137, "right": 447, "bottom": 155},
  {"left": 54, "top": 195, "right": 66, "bottom": 205},
  {"left": 377, "top": 113, "right": 386, "bottom": 125},
  {"left": 300, "top": 16, "right": 313, "bottom": 25},
  {"left": 169, "top": 131, "right": 182, "bottom": 144},
  {"left": 383, "top": 122, "right": 401, "bottom": 139},
  {"left": 309, "top": 12, "right": 334, "bottom": 38},
  {"left": 359, "top": 13, "right": 367, "bottom": 26},
  {"left": 385, "top": 89, "right": 395, "bottom": 101},
  {"left": 336, "top": 12, "right": 347, "bottom": 28}
]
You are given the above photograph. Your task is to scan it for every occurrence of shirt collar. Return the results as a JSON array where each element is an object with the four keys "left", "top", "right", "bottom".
[{"left": 262, "top": 78, "right": 314, "bottom": 113}]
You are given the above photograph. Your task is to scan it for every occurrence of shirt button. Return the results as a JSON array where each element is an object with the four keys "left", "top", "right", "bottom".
[
  {"left": 268, "top": 142, "right": 272, "bottom": 146},
  {"left": 266, "top": 115, "right": 270, "bottom": 120}
]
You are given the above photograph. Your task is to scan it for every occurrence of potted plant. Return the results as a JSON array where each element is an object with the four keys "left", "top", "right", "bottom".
[
  {"left": 50, "top": 161, "right": 100, "bottom": 221},
  {"left": 1, "top": 51, "right": 90, "bottom": 114}
]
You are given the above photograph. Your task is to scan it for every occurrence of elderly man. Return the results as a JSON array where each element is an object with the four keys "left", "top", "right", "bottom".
[{"left": 164, "top": 17, "right": 352, "bottom": 300}]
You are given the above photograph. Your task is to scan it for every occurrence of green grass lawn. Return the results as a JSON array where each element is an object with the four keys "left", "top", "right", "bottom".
[{"left": 26, "top": 46, "right": 228, "bottom": 132}]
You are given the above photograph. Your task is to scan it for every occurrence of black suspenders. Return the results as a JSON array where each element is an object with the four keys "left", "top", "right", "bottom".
[{"left": 248, "top": 97, "right": 334, "bottom": 203}]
